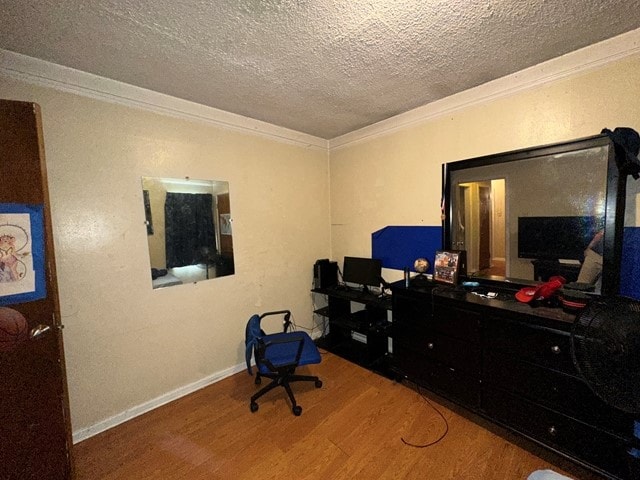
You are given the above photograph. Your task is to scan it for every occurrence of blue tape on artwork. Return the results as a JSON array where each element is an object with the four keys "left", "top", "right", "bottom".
[
  {"left": 0, "top": 203, "right": 46, "bottom": 306},
  {"left": 372, "top": 226, "right": 442, "bottom": 272}
]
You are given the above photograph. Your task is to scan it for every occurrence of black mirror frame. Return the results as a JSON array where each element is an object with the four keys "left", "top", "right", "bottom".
[{"left": 442, "top": 134, "right": 624, "bottom": 296}]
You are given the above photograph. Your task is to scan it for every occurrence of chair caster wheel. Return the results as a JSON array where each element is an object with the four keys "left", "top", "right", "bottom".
[
  {"left": 315, "top": 380, "right": 323, "bottom": 388},
  {"left": 292, "top": 405, "right": 302, "bottom": 416},
  {"left": 250, "top": 402, "right": 259, "bottom": 413},
  {"left": 255, "top": 376, "right": 261, "bottom": 385}
]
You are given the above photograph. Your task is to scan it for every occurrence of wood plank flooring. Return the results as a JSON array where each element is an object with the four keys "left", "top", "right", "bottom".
[{"left": 74, "top": 353, "right": 603, "bottom": 479}]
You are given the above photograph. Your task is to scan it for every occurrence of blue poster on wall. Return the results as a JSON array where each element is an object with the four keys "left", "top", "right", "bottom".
[
  {"left": 0, "top": 203, "right": 46, "bottom": 306},
  {"left": 372, "top": 225, "right": 443, "bottom": 273}
]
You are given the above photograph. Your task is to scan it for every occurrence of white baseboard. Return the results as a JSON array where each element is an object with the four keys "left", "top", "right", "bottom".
[
  {"left": 72, "top": 361, "right": 247, "bottom": 444},
  {"left": 73, "top": 329, "right": 323, "bottom": 444}
]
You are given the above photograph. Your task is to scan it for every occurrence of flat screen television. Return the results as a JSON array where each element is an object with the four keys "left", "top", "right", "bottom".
[
  {"left": 518, "top": 216, "right": 602, "bottom": 261},
  {"left": 342, "top": 256, "right": 382, "bottom": 292}
]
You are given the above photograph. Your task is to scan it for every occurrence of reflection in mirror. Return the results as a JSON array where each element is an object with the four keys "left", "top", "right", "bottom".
[
  {"left": 453, "top": 179, "right": 506, "bottom": 277},
  {"left": 446, "top": 137, "right": 617, "bottom": 295},
  {"left": 141, "top": 177, "right": 235, "bottom": 289}
]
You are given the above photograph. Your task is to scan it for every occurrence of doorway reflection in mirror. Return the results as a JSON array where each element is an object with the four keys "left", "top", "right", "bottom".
[
  {"left": 141, "top": 177, "right": 235, "bottom": 289},
  {"left": 454, "top": 179, "right": 506, "bottom": 277}
]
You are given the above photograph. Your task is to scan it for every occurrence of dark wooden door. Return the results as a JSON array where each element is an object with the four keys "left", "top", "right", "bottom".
[
  {"left": 216, "top": 193, "right": 234, "bottom": 275},
  {"left": 478, "top": 186, "right": 491, "bottom": 270},
  {"left": 0, "top": 100, "right": 73, "bottom": 479},
  {"left": 217, "top": 193, "right": 233, "bottom": 256},
  {"left": 453, "top": 186, "right": 466, "bottom": 251}
]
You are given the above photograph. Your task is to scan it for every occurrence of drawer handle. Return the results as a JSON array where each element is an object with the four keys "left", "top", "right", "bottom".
[
  {"left": 550, "top": 345, "right": 561, "bottom": 354},
  {"left": 427, "top": 342, "right": 434, "bottom": 350},
  {"left": 548, "top": 426, "right": 557, "bottom": 436}
]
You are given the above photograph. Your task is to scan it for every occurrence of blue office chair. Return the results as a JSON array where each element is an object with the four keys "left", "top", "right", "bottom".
[{"left": 245, "top": 310, "right": 322, "bottom": 416}]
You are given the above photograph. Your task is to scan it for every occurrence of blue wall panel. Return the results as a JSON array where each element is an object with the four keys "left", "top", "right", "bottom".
[
  {"left": 621, "top": 227, "right": 640, "bottom": 300},
  {"left": 372, "top": 226, "right": 442, "bottom": 273},
  {"left": 373, "top": 226, "right": 639, "bottom": 298}
]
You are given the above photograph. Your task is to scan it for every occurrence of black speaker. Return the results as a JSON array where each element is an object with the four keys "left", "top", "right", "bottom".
[{"left": 314, "top": 259, "right": 338, "bottom": 289}]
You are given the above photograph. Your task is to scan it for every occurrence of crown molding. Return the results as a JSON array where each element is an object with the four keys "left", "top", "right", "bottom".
[
  {"left": 329, "top": 27, "right": 640, "bottom": 151},
  {"left": 3, "top": 26, "right": 639, "bottom": 154},
  {"left": 0, "top": 49, "right": 328, "bottom": 151}
]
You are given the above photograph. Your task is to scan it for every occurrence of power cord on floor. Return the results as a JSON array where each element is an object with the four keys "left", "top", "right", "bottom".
[{"left": 401, "top": 380, "right": 450, "bottom": 448}]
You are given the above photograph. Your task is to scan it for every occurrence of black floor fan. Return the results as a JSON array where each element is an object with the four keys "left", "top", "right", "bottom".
[{"left": 571, "top": 296, "right": 640, "bottom": 478}]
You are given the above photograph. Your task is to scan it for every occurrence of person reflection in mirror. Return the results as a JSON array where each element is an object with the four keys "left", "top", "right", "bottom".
[{"left": 577, "top": 230, "right": 603, "bottom": 285}]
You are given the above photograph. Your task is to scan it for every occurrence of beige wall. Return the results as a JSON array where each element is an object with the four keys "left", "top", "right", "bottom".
[
  {"left": 330, "top": 55, "right": 640, "bottom": 282},
  {"left": 1, "top": 78, "right": 330, "bottom": 434},
  {"left": 2, "top": 51, "right": 640, "bottom": 440}
]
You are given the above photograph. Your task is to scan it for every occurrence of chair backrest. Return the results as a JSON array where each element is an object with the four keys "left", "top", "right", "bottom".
[
  {"left": 244, "top": 310, "right": 294, "bottom": 375},
  {"left": 245, "top": 314, "right": 263, "bottom": 375}
]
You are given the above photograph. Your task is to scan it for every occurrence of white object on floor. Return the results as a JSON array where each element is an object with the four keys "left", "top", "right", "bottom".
[{"left": 527, "top": 470, "right": 573, "bottom": 480}]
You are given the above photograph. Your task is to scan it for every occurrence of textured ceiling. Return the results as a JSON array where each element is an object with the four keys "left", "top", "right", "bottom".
[{"left": 1, "top": 1, "right": 640, "bottom": 139}]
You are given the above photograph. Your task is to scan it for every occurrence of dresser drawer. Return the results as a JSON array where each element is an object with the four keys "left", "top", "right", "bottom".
[
  {"left": 423, "top": 358, "right": 480, "bottom": 409},
  {"left": 484, "top": 351, "right": 634, "bottom": 437},
  {"left": 392, "top": 339, "right": 480, "bottom": 409},
  {"left": 391, "top": 321, "right": 427, "bottom": 344},
  {"left": 390, "top": 340, "right": 426, "bottom": 384},
  {"left": 484, "top": 318, "right": 574, "bottom": 374},
  {"left": 393, "top": 292, "right": 431, "bottom": 328},
  {"left": 420, "top": 331, "right": 480, "bottom": 375},
  {"left": 482, "top": 388, "right": 631, "bottom": 479},
  {"left": 431, "top": 304, "right": 481, "bottom": 342}
]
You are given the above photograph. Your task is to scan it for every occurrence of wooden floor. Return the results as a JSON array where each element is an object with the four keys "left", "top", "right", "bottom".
[
  {"left": 477, "top": 258, "right": 506, "bottom": 277},
  {"left": 74, "top": 353, "right": 603, "bottom": 479}
]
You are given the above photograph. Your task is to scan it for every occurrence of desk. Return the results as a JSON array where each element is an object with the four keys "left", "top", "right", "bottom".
[{"left": 312, "top": 286, "right": 391, "bottom": 370}]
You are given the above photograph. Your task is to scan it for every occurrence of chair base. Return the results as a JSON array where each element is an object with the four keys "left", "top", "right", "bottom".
[{"left": 250, "top": 370, "right": 322, "bottom": 416}]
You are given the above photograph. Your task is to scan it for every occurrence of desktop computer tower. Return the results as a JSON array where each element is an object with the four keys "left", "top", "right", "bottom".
[{"left": 313, "top": 259, "right": 338, "bottom": 289}]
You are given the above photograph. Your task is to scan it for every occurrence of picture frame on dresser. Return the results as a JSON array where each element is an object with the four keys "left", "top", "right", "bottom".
[{"left": 433, "top": 250, "right": 466, "bottom": 284}]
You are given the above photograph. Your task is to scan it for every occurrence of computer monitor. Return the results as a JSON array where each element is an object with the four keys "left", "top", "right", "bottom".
[
  {"left": 518, "top": 216, "right": 602, "bottom": 260},
  {"left": 342, "top": 256, "right": 382, "bottom": 292}
]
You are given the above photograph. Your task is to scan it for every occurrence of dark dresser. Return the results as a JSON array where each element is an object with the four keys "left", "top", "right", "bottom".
[{"left": 390, "top": 282, "right": 639, "bottom": 480}]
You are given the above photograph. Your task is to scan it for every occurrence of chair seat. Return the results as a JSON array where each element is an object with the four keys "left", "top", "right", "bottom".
[
  {"left": 245, "top": 310, "right": 323, "bottom": 415},
  {"left": 257, "top": 331, "right": 320, "bottom": 375}
]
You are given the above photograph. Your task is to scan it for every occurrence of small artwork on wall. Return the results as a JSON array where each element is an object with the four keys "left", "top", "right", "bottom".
[
  {"left": 143, "top": 190, "right": 154, "bottom": 235},
  {"left": 0, "top": 203, "right": 46, "bottom": 305},
  {"left": 220, "top": 213, "right": 232, "bottom": 235}
]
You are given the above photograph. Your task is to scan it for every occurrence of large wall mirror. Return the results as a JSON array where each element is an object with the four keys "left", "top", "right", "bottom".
[
  {"left": 443, "top": 134, "right": 624, "bottom": 295},
  {"left": 141, "top": 176, "right": 235, "bottom": 289}
]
